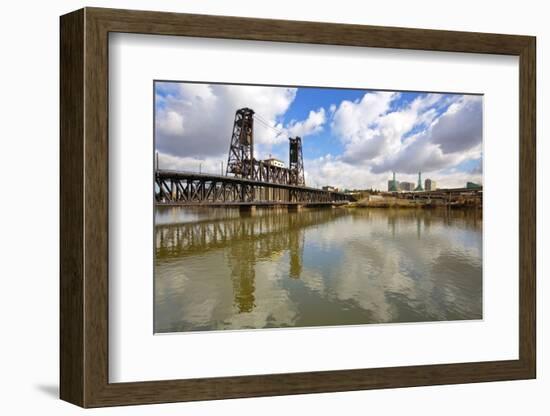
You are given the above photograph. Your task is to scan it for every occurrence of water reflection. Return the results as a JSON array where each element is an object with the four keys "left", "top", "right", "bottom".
[{"left": 154, "top": 207, "right": 482, "bottom": 332}]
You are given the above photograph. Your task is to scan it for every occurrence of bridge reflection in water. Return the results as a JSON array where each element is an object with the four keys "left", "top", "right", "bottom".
[
  {"left": 156, "top": 208, "right": 341, "bottom": 314},
  {"left": 154, "top": 207, "right": 482, "bottom": 333}
]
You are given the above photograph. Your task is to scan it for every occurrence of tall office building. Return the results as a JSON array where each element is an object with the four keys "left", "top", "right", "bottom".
[
  {"left": 399, "top": 182, "right": 415, "bottom": 191},
  {"left": 414, "top": 172, "right": 424, "bottom": 191},
  {"left": 425, "top": 178, "right": 436, "bottom": 191}
]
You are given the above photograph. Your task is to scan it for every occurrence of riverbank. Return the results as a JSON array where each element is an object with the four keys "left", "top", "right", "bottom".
[{"left": 348, "top": 195, "right": 481, "bottom": 209}]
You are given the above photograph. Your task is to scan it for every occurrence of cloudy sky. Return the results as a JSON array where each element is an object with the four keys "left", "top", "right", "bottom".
[{"left": 155, "top": 82, "right": 483, "bottom": 190}]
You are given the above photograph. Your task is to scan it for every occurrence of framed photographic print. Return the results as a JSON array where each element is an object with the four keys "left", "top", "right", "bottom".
[{"left": 60, "top": 7, "right": 536, "bottom": 407}]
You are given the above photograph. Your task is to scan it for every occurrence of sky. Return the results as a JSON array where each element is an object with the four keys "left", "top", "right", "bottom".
[{"left": 155, "top": 82, "right": 483, "bottom": 190}]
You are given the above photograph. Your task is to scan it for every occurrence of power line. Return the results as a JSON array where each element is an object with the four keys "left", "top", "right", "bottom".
[
  {"left": 253, "top": 114, "right": 286, "bottom": 137},
  {"left": 255, "top": 119, "right": 282, "bottom": 134},
  {"left": 253, "top": 112, "right": 272, "bottom": 124},
  {"left": 253, "top": 114, "right": 278, "bottom": 130}
]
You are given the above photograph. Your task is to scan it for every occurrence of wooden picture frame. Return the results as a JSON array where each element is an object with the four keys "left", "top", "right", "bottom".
[{"left": 60, "top": 7, "right": 536, "bottom": 408}]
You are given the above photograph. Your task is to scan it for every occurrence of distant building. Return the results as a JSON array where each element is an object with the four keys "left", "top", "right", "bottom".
[
  {"left": 322, "top": 185, "right": 338, "bottom": 192},
  {"left": 399, "top": 182, "right": 415, "bottom": 192},
  {"left": 414, "top": 172, "right": 424, "bottom": 191},
  {"left": 264, "top": 158, "right": 284, "bottom": 168},
  {"left": 466, "top": 181, "right": 482, "bottom": 189},
  {"left": 387, "top": 180, "right": 399, "bottom": 192},
  {"left": 425, "top": 178, "right": 437, "bottom": 191},
  {"left": 366, "top": 195, "right": 384, "bottom": 202},
  {"left": 388, "top": 172, "right": 399, "bottom": 192}
]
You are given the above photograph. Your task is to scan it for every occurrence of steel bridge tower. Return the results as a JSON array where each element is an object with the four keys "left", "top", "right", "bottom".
[
  {"left": 226, "top": 108, "right": 255, "bottom": 179},
  {"left": 289, "top": 136, "right": 305, "bottom": 186}
]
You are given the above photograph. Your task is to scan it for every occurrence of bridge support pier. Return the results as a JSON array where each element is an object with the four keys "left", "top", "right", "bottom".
[
  {"left": 288, "top": 204, "right": 304, "bottom": 212},
  {"left": 239, "top": 205, "right": 257, "bottom": 216}
]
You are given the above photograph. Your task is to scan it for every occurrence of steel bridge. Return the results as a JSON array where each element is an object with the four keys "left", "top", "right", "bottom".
[
  {"left": 155, "top": 170, "right": 354, "bottom": 206},
  {"left": 155, "top": 107, "right": 355, "bottom": 207}
]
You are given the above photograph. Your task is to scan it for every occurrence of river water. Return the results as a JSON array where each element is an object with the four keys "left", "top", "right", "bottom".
[{"left": 154, "top": 206, "right": 482, "bottom": 333}]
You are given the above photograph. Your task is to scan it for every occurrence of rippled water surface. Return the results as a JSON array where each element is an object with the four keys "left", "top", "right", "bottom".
[{"left": 154, "top": 207, "right": 482, "bottom": 333}]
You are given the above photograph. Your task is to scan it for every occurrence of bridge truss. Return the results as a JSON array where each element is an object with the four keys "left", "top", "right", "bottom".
[
  {"left": 155, "top": 170, "right": 354, "bottom": 206},
  {"left": 225, "top": 107, "right": 306, "bottom": 186}
]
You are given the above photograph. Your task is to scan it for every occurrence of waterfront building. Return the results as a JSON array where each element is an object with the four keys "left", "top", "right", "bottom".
[
  {"left": 263, "top": 158, "right": 285, "bottom": 168},
  {"left": 399, "top": 181, "right": 415, "bottom": 192},
  {"left": 425, "top": 178, "right": 437, "bottom": 191}
]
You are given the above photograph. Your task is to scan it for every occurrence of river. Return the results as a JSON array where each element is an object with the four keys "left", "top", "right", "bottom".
[{"left": 154, "top": 206, "right": 482, "bottom": 333}]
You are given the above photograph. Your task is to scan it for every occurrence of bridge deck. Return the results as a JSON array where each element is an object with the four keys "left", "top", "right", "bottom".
[
  {"left": 155, "top": 169, "right": 355, "bottom": 205},
  {"left": 157, "top": 201, "right": 350, "bottom": 207},
  {"left": 156, "top": 169, "right": 350, "bottom": 196}
]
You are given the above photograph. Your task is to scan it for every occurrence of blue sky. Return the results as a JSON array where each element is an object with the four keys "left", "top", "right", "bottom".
[
  {"left": 279, "top": 87, "right": 362, "bottom": 159},
  {"left": 155, "top": 82, "right": 483, "bottom": 190}
]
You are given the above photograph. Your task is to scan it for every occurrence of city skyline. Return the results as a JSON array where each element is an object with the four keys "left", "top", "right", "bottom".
[{"left": 155, "top": 82, "right": 483, "bottom": 190}]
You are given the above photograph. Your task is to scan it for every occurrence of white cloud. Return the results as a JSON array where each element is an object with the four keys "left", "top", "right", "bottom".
[
  {"left": 331, "top": 92, "right": 452, "bottom": 166},
  {"left": 430, "top": 95, "right": 483, "bottom": 154},
  {"left": 156, "top": 82, "right": 330, "bottom": 167},
  {"left": 370, "top": 96, "right": 482, "bottom": 174},
  {"left": 285, "top": 107, "right": 326, "bottom": 138},
  {"left": 156, "top": 152, "right": 226, "bottom": 175},
  {"left": 320, "top": 91, "right": 482, "bottom": 189},
  {"left": 155, "top": 83, "right": 483, "bottom": 190},
  {"left": 155, "top": 82, "right": 297, "bottom": 159},
  {"left": 371, "top": 134, "right": 482, "bottom": 175},
  {"left": 158, "top": 110, "right": 185, "bottom": 137},
  {"left": 331, "top": 91, "right": 396, "bottom": 141},
  {"left": 252, "top": 107, "right": 326, "bottom": 149},
  {"left": 304, "top": 155, "right": 482, "bottom": 191}
]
